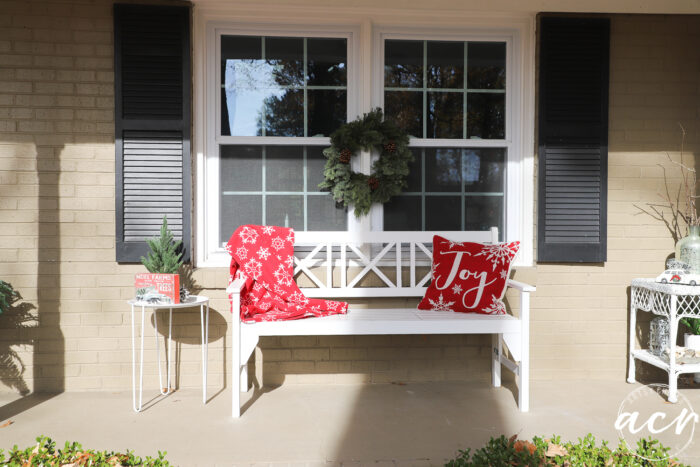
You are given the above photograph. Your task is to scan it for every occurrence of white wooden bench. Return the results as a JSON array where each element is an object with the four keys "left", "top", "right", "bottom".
[{"left": 226, "top": 228, "right": 535, "bottom": 417}]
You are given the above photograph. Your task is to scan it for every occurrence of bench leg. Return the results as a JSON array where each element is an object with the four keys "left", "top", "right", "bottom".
[
  {"left": 240, "top": 364, "right": 248, "bottom": 392},
  {"left": 518, "top": 291, "right": 530, "bottom": 412},
  {"left": 231, "top": 293, "right": 241, "bottom": 418},
  {"left": 518, "top": 359, "right": 529, "bottom": 412},
  {"left": 492, "top": 333, "right": 502, "bottom": 388}
]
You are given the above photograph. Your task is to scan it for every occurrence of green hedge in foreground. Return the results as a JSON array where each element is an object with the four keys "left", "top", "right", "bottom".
[
  {"left": 446, "top": 433, "right": 687, "bottom": 466},
  {"left": 0, "top": 433, "right": 686, "bottom": 466},
  {"left": 0, "top": 436, "right": 171, "bottom": 466}
]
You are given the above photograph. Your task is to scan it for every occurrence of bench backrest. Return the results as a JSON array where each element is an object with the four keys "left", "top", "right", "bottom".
[{"left": 294, "top": 228, "right": 498, "bottom": 298}]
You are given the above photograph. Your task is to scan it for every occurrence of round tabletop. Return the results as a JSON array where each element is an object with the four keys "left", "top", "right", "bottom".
[{"left": 128, "top": 295, "right": 209, "bottom": 308}]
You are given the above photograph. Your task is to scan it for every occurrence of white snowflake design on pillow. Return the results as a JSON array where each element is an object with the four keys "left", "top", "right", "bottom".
[
  {"left": 431, "top": 261, "right": 440, "bottom": 279},
  {"left": 482, "top": 295, "right": 507, "bottom": 315},
  {"left": 474, "top": 243, "right": 519, "bottom": 271},
  {"left": 262, "top": 226, "right": 275, "bottom": 235},
  {"left": 427, "top": 293, "right": 455, "bottom": 312}
]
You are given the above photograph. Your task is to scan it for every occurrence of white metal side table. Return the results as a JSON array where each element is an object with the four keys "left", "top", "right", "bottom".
[
  {"left": 128, "top": 295, "right": 210, "bottom": 412},
  {"left": 629, "top": 278, "right": 700, "bottom": 402}
]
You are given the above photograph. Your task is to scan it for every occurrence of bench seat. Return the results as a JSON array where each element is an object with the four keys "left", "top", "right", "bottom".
[{"left": 246, "top": 309, "right": 521, "bottom": 336}]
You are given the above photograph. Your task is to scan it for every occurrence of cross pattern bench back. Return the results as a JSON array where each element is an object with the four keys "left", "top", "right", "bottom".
[{"left": 226, "top": 228, "right": 535, "bottom": 417}]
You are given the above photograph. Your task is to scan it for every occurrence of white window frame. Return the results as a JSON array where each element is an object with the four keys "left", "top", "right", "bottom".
[{"left": 194, "top": 12, "right": 534, "bottom": 268}]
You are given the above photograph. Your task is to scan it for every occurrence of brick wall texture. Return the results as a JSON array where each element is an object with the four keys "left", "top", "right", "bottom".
[{"left": 0, "top": 0, "right": 699, "bottom": 393}]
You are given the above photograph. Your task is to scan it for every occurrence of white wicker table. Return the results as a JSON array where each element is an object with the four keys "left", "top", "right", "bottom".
[
  {"left": 629, "top": 278, "right": 700, "bottom": 402},
  {"left": 128, "top": 295, "right": 210, "bottom": 412}
]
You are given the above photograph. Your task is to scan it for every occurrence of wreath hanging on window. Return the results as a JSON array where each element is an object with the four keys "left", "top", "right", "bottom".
[{"left": 319, "top": 108, "right": 413, "bottom": 218}]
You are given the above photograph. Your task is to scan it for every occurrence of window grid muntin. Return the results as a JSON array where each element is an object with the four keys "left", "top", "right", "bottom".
[
  {"left": 384, "top": 39, "right": 506, "bottom": 140},
  {"left": 220, "top": 35, "right": 348, "bottom": 138}
]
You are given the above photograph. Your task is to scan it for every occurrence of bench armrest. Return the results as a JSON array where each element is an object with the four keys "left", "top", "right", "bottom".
[
  {"left": 226, "top": 277, "right": 246, "bottom": 295},
  {"left": 507, "top": 279, "right": 536, "bottom": 293}
]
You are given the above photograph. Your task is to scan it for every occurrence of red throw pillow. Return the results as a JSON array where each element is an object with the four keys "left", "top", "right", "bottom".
[{"left": 417, "top": 235, "right": 520, "bottom": 315}]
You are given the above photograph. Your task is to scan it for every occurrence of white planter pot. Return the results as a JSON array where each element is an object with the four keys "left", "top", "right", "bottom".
[{"left": 683, "top": 333, "right": 700, "bottom": 383}]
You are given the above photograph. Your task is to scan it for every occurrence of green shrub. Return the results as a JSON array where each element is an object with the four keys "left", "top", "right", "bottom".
[
  {"left": 0, "top": 280, "right": 18, "bottom": 315},
  {"left": 446, "top": 433, "right": 688, "bottom": 466},
  {"left": 0, "top": 436, "right": 171, "bottom": 466}
]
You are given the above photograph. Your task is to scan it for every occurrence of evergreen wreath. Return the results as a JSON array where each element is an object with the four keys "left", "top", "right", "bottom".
[{"left": 319, "top": 108, "right": 413, "bottom": 217}]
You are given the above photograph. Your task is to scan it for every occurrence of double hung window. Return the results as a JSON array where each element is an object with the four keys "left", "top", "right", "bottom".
[{"left": 200, "top": 22, "right": 528, "bottom": 266}]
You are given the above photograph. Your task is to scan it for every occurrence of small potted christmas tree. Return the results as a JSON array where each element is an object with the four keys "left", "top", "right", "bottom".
[{"left": 134, "top": 217, "right": 186, "bottom": 304}]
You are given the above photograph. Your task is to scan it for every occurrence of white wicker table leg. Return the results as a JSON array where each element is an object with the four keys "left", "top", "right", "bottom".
[
  {"left": 669, "top": 295, "right": 679, "bottom": 403},
  {"left": 627, "top": 294, "right": 636, "bottom": 384}
]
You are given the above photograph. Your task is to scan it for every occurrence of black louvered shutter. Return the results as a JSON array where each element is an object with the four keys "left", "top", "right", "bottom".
[
  {"left": 114, "top": 4, "right": 191, "bottom": 262},
  {"left": 537, "top": 17, "right": 610, "bottom": 263}
]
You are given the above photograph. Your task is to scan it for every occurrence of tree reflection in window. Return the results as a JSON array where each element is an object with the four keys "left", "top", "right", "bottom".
[{"left": 221, "top": 35, "right": 347, "bottom": 137}]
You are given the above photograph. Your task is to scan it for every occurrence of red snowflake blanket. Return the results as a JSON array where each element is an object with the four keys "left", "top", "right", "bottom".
[{"left": 226, "top": 225, "right": 349, "bottom": 322}]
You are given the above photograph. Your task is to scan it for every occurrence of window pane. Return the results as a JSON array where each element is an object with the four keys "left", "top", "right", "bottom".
[
  {"left": 266, "top": 146, "right": 303, "bottom": 192},
  {"left": 308, "top": 89, "right": 346, "bottom": 137},
  {"left": 221, "top": 36, "right": 267, "bottom": 136},
  {"left": 462, "top": 148, "right": 505, "bottom": 192},
  {"left": 426, "top": 148, "right": 461, "bottom": 192},
  {"left": 307, "top": 38, "right": 347, "bottom": 86},
  {"left": 425, "top": 196, "right": 461, "bottom": 230},
  {"left": 427, "top": 92, "right": 463, "bottom": 139},
  {"left": 467, "top": 42, "right": 505, "bottom": 89},
  {"left": 384, "top": 91, "right": 423, "bottom": 138},
  {"left": 384, "top": 196, "right": 422, "bottom": 231},
  {"left": 266, "top": 195, "right": 304, "bottom": 230},
  {"left": 220, "top": 195, "right": 262, "bottom": 243},
  {"left": 385, "top": 40, "right": 423, "bottom": 88},
  {"left": 306, "top": 146, "right": 328, "bottom": 190},
  {"left": 467, "top": 93, "right": 505, "bottom": 139},
  {"left": 221, "top": 145, "right": 262, "bottom": 192},
  {"left": 263, "top": 89, "right": 304, "bottom": 136},
  {"left": 465, "top": 196, "right": 503, "bottom": 235},
  {"left": 266, "top": 37, "right": 304, "bottom": 86},
  {"left": 308, "top": 195, "right": 347, "bottom": 231},
  {"left": 405, "top": 148, "right": 422, "bottom": 192},
  {"left": 427, "top": 41, "right": 463, "bottom": 89}
]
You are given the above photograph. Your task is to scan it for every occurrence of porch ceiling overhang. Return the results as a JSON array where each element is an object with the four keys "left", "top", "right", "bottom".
[{"left": 189, "top": 0, "right": 700, "bottom": 15}]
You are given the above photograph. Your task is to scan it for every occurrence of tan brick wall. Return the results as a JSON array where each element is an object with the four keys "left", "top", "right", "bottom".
[{"left": 1, "top": 3, "right": 699, "bottom": 393}]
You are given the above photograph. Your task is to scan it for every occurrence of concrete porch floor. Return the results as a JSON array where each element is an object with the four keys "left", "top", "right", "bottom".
[{"left": 1, "top": 380, "right": 699, "bottom": 466}]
